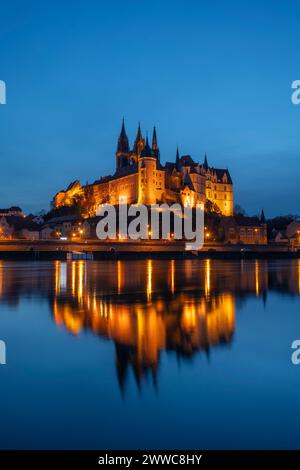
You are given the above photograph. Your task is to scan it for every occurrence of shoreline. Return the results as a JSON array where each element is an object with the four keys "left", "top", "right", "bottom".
[{"left": 0, "top": 240, "right": 299, "bottom": 260}]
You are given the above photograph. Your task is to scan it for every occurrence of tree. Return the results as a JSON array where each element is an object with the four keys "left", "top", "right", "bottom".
[
  {"left": 205, "top": 200, "right": 221, "bottom": 215},
  {"left": 234, "top": 204, "right": 246, "bottom": 216}
]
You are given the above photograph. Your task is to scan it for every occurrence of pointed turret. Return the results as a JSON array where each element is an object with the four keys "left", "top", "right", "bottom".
[
  {"left": 260, "top": 209, "right": 266, "bottom": 224},
  {"left": 203, "top": 153, "right": 208, "bottom": 171},
  {"left": 116, "top": 118, "right": 130, "bottom": 169},
  {"left": 175, "top": 146, "right": 180, "bottom": 170}
]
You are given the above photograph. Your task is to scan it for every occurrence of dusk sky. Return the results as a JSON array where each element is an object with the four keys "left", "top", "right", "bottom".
[{"left": 0, "top": 0, "right": 299, "bottom": 216}]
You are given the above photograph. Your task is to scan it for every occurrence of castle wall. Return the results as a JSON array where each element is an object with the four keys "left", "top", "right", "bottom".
[
  {"left": 109, "top": 173, "right": 138, "bottom": 205},
  {"left": 206, "top": 181, "right": 233, "bottom": 216}
]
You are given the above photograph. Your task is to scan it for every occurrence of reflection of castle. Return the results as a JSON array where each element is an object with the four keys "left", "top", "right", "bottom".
[
  {"left": 52, "top": 260, "right": 235, "bottom": 389},
  {"left": 53, "top": 122, "right": 233, "bottom": 216},
  {"left": 1, "top": 259, "right": 300, "bottom": 390}
]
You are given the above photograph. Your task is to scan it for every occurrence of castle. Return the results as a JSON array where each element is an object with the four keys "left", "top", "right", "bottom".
[{"left": 53, "top": 121, "right": 234, "bottom": 216}]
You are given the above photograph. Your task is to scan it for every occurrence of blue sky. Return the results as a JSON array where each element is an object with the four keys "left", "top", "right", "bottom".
[{"left": 0, "top": 0, "right": 299, "bottom": 216}]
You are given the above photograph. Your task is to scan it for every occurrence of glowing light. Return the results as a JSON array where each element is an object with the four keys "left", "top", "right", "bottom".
[
  {"left": 147, "top": 259, "right": 152, "bottom": 302},
  {"left": 170, "top": 259, "right": 175, "bottom": 294},
  {"left": 205, "top": 258, "right": 211, "bottom": 296},
  {"left": 117, "top": 260, "right": 123, "bottom": 294},
  {"left": 71, "top": 261, "right": 76, "bottom": 296},
  {"left": 255, "top": 260, "right": 260, "bottom": 297},
  {"left": 55, "top": 260, "right": 60, "bottom": 295},
  {"left": 77, "top": 261, "right": 85, "bottom": 301},
  {"left": 119, "top": 195, "right": 127, "bottom": 205}
]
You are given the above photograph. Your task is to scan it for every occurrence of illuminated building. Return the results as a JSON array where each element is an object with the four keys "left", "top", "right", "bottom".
[{"left": 53, "top": 121, "right": 234, "bottom": 216}]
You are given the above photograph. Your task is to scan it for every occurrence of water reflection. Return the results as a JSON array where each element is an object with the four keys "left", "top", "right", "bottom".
[{"left": 0, "top": 259, "right": 300, "bottom": 391}]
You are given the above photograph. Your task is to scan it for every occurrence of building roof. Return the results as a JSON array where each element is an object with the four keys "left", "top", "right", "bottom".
[
  {"left": 0, "top": 206, "right": 23, "bottom": 214},
  {"left": 182, "top": 173, "right": 195, "bottom": 191},
  {"left": 44, "top": 215, "right": 81, "bottom": 225},
  {"left": 140, "top": 136, "right": 157, "bottom": 158},
  {"left": 0, "top": 215, "right": 39, "bottom": 231},
  {"left": 179, "top": 155, "right": 195, "bottom": 166},
  {"left": 221, "top": 215, "right": 262, "bottom": 227},
  {"left": 210, "top": 168, "right": 232, "bottom": 184}
]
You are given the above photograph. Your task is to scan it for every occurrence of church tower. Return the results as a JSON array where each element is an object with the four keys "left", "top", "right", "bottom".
[
  {"left": 138, "top": 136, "right": 158, "bottom": 205},
  {"left": 116, "top": 119, "right": 130, "bottom": 169}
]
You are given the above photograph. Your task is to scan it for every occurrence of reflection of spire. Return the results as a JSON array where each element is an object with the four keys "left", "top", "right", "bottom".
[
  {"left": 51, "top": 260, "right": 238, "bottom": 392},
  {"left": 115, "top": 343, "right": 129, "bottom": 396},
  {"left": 262, "top": 290, "right": 267, "bottom": 307}
]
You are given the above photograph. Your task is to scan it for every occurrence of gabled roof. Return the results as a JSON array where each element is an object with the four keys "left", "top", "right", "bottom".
[
  {"left": 210, "top": 168, "right": 232, "bottom": 184},
  {"left": 220, "top": 215, "right": 262, "bottom": 227},
  {"left": 179, "top": 155, "right": 195, "bottom": 166},
  {"left": 182, "top": 173, "right": 195, "bottom": 191}
]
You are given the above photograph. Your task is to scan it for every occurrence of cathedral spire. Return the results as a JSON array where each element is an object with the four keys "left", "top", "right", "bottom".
[
  {"left": 133, "top": 122, "right": 144, "bottom": 155},
  {"left": 117, "top": 118, "right": 129, "bottom": 154},
  {"left": 152, "top": 126, "right": 158, "bottom": 150},
  {"left": 116, "top": 118, "right": 130, "bottom": 169}
]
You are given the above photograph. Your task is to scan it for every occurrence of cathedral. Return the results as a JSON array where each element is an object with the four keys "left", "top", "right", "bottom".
[{"left": 53, "top": 121, "right": 234, "bottom": 216}]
